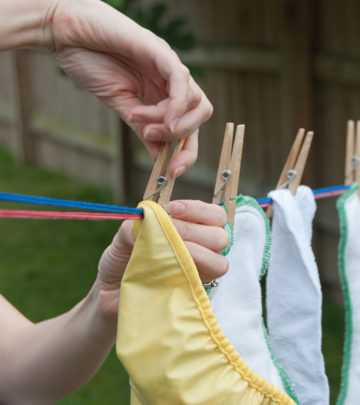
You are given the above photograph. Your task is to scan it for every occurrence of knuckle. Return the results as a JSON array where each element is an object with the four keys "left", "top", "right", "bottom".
[
  {"left": 159, "top": 37, "right": 171, "bottom": 49},
  {"left": 181, "top": 65, "right": 190, "bottom": 79},
  {"left": 174, "top": 126, "right": 191, "bottom": 139},
  {"left": 177, "top": 220, "right": 191, "bottom": 241},
  {"left": 175, "top": 219, "right": 186, "bottom": 239},
  {"left": 195, "top": 199, "right": 206, "bottom": 213},
  {"left": 217, "top": 257, "right": 229, "bottom": 277},
  {"left": 183, "top": 223, "right": 194, "bottom": 241},
  {"left": 188, "top": 155, "right": 197, "bottom": 168},
  {"left": 215, "top": 205, "right": 228, "bottom": 227},
  {"left": 218, "top": 228, "right": 230, "bottom": 251},
  {"left": 186, "top": 199, "right": 201, "bottom": 211},
  {"left": 191, "top": 90, "right": 202, "bottom": 106},
  {"left": 185, "top": 149, "right": 197, "bottom": 166},
  {"left": 170, "top": 48, "right": 179, "bottom": 60},
  {"left": 205, "top": 100, "right": 214, "bottom": 120}
]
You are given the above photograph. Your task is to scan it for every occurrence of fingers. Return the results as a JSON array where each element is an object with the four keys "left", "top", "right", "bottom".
[
  {"left": 137, "top": 91, "right": 212, "bottom": 143},
  {"left": 168, "top": 132, "right": 198, "bottom": 177},
  {"left": 130, "top": 81, "right": 202, "bottom": 125},
  {"left": 137, "top": 131, "right": 196, "bottom": 171},
  {"left": 171, "top": 218, "right": 229, "bottom": 253},
  {"left": 141, "top": 103, "right": 208, "bottom": 142},
  {"left": 163, "top": 66, "right": 192, "bottom": 129},
  {"left": 167, "top": 66, "right": 191, "bottom": 121},
  {"left": 185, "top": 242, "right": 229, "bottom": 283},
  {"left": 164, "top": 75, "right": 212, "bottom": 134},
  {"left": 57, "top": 38, "right": 211, "bottom": 176},
  {"left": 129, "top": 79, "right": 213, "bottom": 144},
  {"left": 129, "top": 99, "right": 168, "bottom": 123},
  {"left": 166, "top": 93, "right": 212, "bottom": 140},
  {"left": 168, "top": 200, "right": 228, "bottom": 227},
  {"left": 169, "top": 200, "right": 230, "bottom": 283}
]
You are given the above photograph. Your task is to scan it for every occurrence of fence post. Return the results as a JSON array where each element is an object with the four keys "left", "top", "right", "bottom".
[
  {"left": 111, "top": 117, "right": 131, "bottom": 204},
  {"left": 282, "top": 0, "right": 313, "bottom": 135},
  {"left": 9, "top": 50, "right": 36, "bottom": 164}
]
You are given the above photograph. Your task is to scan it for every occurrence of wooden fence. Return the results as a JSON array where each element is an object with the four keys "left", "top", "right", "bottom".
[{"left": 1, "top": 0, "right": 360, "bottom": 295}]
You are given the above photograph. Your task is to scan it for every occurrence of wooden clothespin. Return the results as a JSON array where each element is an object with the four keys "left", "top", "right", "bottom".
[
  {"left": 143, "top": 139, "right": 185, "bottom": 207},
  {"left": 267, "top": 128, "right": 314, "bottom": 217},
  {"left": 212, "top": 123, "right": 245, "bottom": 228},
  {"left": 344, "top": 120, "right": 360, "bottom": 195}
]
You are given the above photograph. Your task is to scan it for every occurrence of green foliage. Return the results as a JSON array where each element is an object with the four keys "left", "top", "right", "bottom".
[
  {"left": 103, "top": 0, "right": 196, "bottom": 51},
  {"left": 105, "top": 0, "right": 126, "bottom": 10},
  {"left": 130, "top": 3, "right": 195, "bottom": 50}
]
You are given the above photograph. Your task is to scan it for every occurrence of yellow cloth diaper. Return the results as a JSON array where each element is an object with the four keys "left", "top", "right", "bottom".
[{"left": 116, "top": 200, "right": 295, "bottom": 405}]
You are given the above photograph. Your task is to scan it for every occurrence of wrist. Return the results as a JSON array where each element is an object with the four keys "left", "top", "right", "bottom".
[
  {"left": 79, "top": 281, "right": 118, "bottom": 343},
  {"left": 0, "top": 0, "right": 59, "bottom": 51},
  {"left": 88, "top": 277, "right": 119, "bottom": 324}
]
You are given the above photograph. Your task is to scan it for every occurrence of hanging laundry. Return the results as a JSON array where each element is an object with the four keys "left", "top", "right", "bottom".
[
  {"left": 266, "top": 186, "right": 329, "bottom": 405},
  {"left": 116, "top": 200, "right": 295, "bottom": 405},
  {"left": 336, "top": 183, "right": 360, "bottom": 405},
  {"left": 209, "top": 195, "right": 297, "bottom": 402}
]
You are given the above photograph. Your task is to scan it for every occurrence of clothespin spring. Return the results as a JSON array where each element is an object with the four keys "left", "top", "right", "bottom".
[
  {"left": 213, "top": 170, "right": 231, "bottom": 199},
  {"left": 345, "top": 156, "right": 360, "bottom": 180},
  {"left": 143, "top": 176, "right": 168, "bottom": 200},
  {"left": 278, "top": 169, "right": 297, "bottom": 190}
]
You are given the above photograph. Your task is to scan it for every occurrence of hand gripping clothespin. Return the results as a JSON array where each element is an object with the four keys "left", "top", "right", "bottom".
[
  {"left": 143, "top": 139, "right": 185, "bottom": 207},
  {"left": 344, "top": 120, "right": 360, "bottom": 196},
  {"left": 267, "top": 128, "right": 314, "bottom": 217},
  {"left": 212, "top": 123, "right": 245, "bottom": 228}
]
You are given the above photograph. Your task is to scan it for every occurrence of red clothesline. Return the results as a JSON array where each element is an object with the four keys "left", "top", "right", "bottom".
[{"left": 0, "top": 210, "right": 141, "bottom": 221}]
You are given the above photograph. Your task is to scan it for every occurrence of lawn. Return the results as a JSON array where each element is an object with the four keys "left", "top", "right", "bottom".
[{"left": 0, "top": 146, "right": 345, "bottom": 404}]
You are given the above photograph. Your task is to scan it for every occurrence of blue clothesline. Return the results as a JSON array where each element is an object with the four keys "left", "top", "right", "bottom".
[
  {"left": 0, "top": 184, "right": 351, "bottom": 216},
  {"left": 0, "top": 192, "right": 143, "bottom": 215},
  {"left": 256, "top": 184, "right": 350, "bottom": 205}
]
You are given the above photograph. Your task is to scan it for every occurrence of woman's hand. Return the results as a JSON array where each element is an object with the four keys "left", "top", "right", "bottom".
[
  {"left": 0, "top": 0, "right": 213, "bottom": 176},
  {"left": 47, "top": 0, "right": 213, "bottom": 177},
  {"left": 97, "top": 200, "right": 229, "bottom": 319}
]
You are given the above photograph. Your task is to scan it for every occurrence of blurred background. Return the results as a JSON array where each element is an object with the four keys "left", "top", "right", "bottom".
[{"left": 0, "top": 0, "right": 358, "bottom": 403}]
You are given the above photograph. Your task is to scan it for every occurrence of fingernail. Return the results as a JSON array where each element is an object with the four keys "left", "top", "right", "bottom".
[
  {"left": 144, "top": 129, "right": 162, "bottom": 141},
  {"left": 169, "top": 201, "right": 186, "bottom": 216},
  {"left": 174, "top": 165, "right": 186, "bottom": 178},
  {"left": 163, "top": 203, "right": 170, "bottom": 214},
  {"left": 170, "top": 118, "right": 179, "bottom": 132},
  {"left": 129, "top": 115, "right": 145, "bottom": 123}
]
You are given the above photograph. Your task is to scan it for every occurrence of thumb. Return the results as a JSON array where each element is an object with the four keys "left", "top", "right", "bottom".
[{"left": 98, "top": 221, "right": 135, "bottom": 288}]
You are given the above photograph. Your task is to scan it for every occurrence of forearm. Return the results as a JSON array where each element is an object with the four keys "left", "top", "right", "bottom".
[
  {"left": 0, "top": 284, "right": 117, "bottom": 405},
  {"left": 0, "top": 0, "right": 56, "bottom": 51}
]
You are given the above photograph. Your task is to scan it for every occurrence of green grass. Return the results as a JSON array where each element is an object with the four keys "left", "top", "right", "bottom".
[
  {"left": 0, "top": 146, "right": 346, "bottom": 404},
  {"left": 323, "top": 295, "right": 345, "bottom": 404}
]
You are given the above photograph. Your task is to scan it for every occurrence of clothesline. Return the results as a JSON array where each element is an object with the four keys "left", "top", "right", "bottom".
[
  {"left": 0, "top": 210, "right": 142, "bottom": 221},
  {"left": 0, "top": 192, "right": 143, "bottom": 215},
  {"left": 0, "top": 184, "right": 351, "bottom": 221},
  {"left": 257, "top": 184, "right": 350, "bottom": 208}
]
